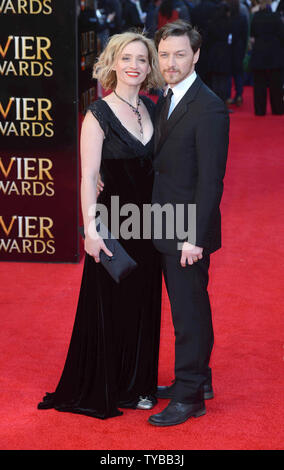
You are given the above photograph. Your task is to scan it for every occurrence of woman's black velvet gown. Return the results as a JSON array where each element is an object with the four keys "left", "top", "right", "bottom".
[{"left": 38, "top": 96, "right": 162, "bottom": 419}]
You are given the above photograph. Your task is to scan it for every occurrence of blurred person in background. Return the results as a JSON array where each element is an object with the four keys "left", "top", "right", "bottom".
[
  {"left": 240, "top": 0, "right": 251, "bottom": 22},
  {"left": 122, "top": 0, "right": 148, "bottom": 30},
  {"left": 207, "top": 1, "right": 234, "bottom": 103},
  {"left": 157, "top": 0, "right": 181, "bottom": 28},
  {"left": 250, "top": 0, "right": 284, "bottom": 115},
  {"left": 108, "top": 0, "right": 123, "bottom": 34},
  {"left": 145, "top": 0, "right": 162, "bottom": 37},
  {"left": 191, "top": 0, "right": 220, "bottom": 87},
  {"left": 96, "top": 0, "right": 117, "bottom": 48},
  {"left": 145, "top": 0, "right": 192, "bottom": 39},
  {"left": 276, "top": 0, "right": 284, "bottom": 16},
  {"left": 157, "top": 0, "right": 190, "bottom": 28},
  {"left": 226, "top": 0, "right": 249, "bottom": 106},
  {"left": 276, "top": 0, "right": 284, "bottom": 95}
]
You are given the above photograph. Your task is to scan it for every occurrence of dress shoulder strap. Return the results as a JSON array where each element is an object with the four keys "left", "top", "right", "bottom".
[{"left": 88, "top": 99, "right": 109, "bottom": 135}]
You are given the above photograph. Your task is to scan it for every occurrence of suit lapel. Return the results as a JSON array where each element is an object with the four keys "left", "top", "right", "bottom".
[
  {"left": 154, "top": 94, "right": 166, "bottom": 154},
  {"left": 155, "top": 76, "right": 203, "bottom": 157}
]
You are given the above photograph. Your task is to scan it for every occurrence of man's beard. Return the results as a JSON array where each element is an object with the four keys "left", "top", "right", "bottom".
[{"left": 163, "top": 69, "right": 181, "bottom": 84}]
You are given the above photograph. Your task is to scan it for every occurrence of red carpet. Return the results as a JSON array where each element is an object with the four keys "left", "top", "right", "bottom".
[{"left": 0, "top": 87, "right": 283, "bottom": 450}]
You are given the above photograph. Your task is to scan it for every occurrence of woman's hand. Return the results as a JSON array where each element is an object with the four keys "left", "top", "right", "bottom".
[
  {"left": 84, "top": 234, "right": 113, "bottom": 263},
  {"left": 96, "top": 174, "right": 104, "bottom": 197}
]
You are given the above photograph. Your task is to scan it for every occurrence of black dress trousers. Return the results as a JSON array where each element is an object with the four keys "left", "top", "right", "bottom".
[
  {"left": 161, "top": 252, "right": 214, "bottom": 404},
  {"left": 253, "top": 69, "right": 284, "bottom": 116}
]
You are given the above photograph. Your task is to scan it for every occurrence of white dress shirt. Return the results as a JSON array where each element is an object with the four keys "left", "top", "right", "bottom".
[{"left": 166, "top": 71, "right": 197, "bottom": 118}]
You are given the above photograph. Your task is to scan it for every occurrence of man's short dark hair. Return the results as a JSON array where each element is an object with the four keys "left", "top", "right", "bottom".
[{"left": 155, "top": 20, "right": 202, "bottom": 53}]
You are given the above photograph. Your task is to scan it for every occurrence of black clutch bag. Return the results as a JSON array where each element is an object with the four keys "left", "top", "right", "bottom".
[{"left": 79, "top": 222, "right": 138, "bottom": 283}]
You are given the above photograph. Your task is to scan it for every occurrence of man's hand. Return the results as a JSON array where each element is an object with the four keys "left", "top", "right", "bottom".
[
  {"left": 107, "top": 12, "right": 116, "bottom": 23},
  {"left": 180, "top": 242, "right": 203, "bottom": 267}
]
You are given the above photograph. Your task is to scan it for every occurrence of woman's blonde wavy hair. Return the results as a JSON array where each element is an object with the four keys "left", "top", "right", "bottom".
[{"left": 93, "top": 31, "right": 164, "bottom": 91}]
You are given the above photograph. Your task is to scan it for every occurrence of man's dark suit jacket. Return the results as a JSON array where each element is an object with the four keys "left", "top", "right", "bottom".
[{"left": 151, "top": 75, "right": 229, "bottom": 255}]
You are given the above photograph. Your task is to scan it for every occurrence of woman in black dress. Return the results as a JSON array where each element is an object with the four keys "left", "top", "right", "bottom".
[{"left": 38, "top": 32, "right": 164, "bottom": 419}]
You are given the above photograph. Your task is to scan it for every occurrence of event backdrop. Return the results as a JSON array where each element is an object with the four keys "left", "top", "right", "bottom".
[{"left": 0, "top": 0, "right": 98, "bottom": 262}]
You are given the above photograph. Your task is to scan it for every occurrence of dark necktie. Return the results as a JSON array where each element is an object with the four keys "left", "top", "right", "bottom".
[{"left": 159, "top": 88, "right": 173, "bottom": 137}]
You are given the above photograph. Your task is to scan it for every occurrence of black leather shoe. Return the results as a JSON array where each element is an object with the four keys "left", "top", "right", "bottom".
[
  {"left": 148, "top": 401, "right": 206, "bottom": 427},
  {"left": 37, "top": 392, "right": 55, "bottom": 409},
  {"left": 156, "top": 383, "right": 214, "bottom": 400}
]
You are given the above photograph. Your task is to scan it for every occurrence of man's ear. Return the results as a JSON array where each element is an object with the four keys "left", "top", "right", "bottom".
[{"left": 193, "top": 48, "right": 200, "bottom": 65}]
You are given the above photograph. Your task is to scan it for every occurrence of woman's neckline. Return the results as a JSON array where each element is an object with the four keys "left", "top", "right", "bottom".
[{"left": 101, "top": 96, "right": 154, "bottom": 147}]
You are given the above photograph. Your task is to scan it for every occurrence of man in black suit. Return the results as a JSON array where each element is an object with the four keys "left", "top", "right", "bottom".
[{"left": 148, "top": 20, "right": 229, "bottom": 426}]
